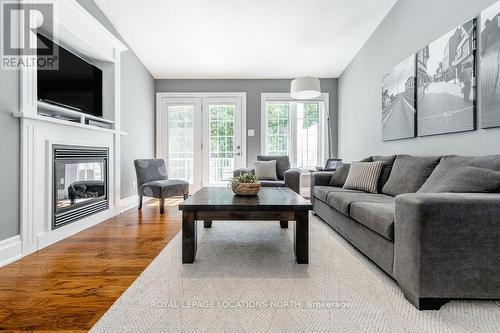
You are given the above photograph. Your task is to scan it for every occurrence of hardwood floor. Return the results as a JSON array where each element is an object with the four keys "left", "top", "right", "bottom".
[{"left": 0, "top": 198, "right": 182, "bottom": 332}]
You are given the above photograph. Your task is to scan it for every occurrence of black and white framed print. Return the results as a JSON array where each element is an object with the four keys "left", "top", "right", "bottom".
[
  {"left": 417, "top": 18, "right": 477, "bottom": 136},
  {"left": 381, "top": 55, "right": 416, "bottom": 141},
  {"left": 480, "top": 1, "right": 500, "bottom": 129}
]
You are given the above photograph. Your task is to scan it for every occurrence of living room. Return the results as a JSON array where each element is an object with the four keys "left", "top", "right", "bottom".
[{"left": 0, "top": 0, "right": 499, "bottom": 331}]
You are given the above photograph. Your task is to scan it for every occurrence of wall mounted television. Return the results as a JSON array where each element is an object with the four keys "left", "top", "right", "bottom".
[{"left": 37, "top": 33, "right": 103, "bottom": 117}]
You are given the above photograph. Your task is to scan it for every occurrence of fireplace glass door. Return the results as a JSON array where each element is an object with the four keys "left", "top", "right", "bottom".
[
  {"left": 53, "top": 146, "right": 108, "bottom": 229},
  {"left": 55, "top": 161, "right": 106, "bottom": 210}
]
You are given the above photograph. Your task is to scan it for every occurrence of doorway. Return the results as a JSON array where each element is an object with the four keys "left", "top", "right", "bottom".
[{"left": 156, "top": 93, "right": 246, "bottom": 192}]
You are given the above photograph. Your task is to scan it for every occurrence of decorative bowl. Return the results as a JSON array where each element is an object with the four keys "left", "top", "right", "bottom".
[{"left": 231, "top": 182, "right": 261, "bottom": 196}]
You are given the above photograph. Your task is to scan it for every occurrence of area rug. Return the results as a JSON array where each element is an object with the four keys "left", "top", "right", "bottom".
[{"left": 91, "top": 216, "right": 500, "bottom": 332}]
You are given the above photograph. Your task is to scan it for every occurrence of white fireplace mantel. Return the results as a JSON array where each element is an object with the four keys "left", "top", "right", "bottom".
[{"left": 12, "top": 0, "right": 129, "bottom": 262}]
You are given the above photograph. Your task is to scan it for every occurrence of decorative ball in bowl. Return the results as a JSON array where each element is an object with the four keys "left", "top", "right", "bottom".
[{"left": 230, "top": 172, "right": 261, "bottom": 196}]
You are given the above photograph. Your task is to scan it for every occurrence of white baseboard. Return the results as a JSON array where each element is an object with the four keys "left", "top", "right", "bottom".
[
  {"left": 0, "top": 235, "right": 23, "bottom": 268},
  {"left": 120, "top": 194, "right": 153, "bottom": 213}
]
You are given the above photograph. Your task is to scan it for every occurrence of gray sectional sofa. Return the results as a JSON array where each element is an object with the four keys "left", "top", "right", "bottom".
[{"left": 311, "top": 154, "right": 500, "bottom": 310}]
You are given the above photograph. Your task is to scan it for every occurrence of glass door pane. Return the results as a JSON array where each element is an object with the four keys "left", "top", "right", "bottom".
[
  {"left": 208, "top": 104, "right": 235, "bottom": 184},
  {"left": 166, "top": 105, "right": 194, "bottom": 183},
  {"left": 160, "top": 97, "right": 203, "bottom": 192},
  {"left": 203, "top": 97, "right": 243, "bottom": 186}
]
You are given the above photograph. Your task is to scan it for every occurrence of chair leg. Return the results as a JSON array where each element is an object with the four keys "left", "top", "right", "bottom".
[
  {"left": 183, "top": 193, "right": 189, "bottom": 200},
  {"left": 159, "top": 198, "right": 165, "bottom": 215},
  {"left": 138, "top": 195, "right": 143, "bottom": 210}
]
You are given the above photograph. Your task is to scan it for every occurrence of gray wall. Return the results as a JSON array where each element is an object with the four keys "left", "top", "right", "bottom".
[
  {"left": 338, "top": 0, "right": 499, "bottom": 161},
  {"left": 119, "top": 51, "right": 155, "bottom": 198},
  {"left": 155, "top": 79, "right": 338, "bottom": 164},
  {"left": 0, "top": 57, "right": 20, "bottom": 240},
  {"left": 0, "top": 1, "right": 155, "bottom": 241}
]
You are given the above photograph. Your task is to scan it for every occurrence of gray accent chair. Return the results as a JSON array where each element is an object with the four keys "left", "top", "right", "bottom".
[
  {"left": 134, "top": 159, "right": 189, "bottom": 214},
  {"left": 234, "top": 155, "right": 301, "bottom": 229},
  {"left": 234, "top": 155, "right": 301, "bottom": 194},
  {"left": 310, "top": 154, "right": 500, "bottom": 310}
]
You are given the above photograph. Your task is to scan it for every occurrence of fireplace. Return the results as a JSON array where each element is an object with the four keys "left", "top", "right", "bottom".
[{"left": 53, "top": 145, "right": 109, "bottom": 229}]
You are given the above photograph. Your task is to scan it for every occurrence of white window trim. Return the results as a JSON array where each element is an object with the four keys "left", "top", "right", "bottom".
[{"left": 261, "top": 93, "right": 329, "bottom": 169}]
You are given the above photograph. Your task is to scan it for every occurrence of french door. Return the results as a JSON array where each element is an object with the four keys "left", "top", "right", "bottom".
[
  {"left": 158, "top": 97, "right": 202, "bottom": 193},
  {"left": 157, "top": 94, "right": 245, "bottom": 192}
]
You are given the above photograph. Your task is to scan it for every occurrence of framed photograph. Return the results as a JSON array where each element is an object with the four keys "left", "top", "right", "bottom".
[
  {"left": 381, "top": 55, "right": 417, "bottom": 141},
  {"left": 324, "top": 158, "right": 342, "bottom": 171},
  {"left": 417, "top": 18, "right": 477, "bottom": 136},
  {"left": 480, "top": 1, "right": 500, "bottom": 129}
]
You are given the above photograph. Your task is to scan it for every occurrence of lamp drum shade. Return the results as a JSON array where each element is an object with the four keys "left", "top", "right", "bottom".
[{"left": 290, "top": 77, "right": 321, "bottom": 99}]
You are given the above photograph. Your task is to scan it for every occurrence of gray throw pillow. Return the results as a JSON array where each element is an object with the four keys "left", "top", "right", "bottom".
[
  {"left": 343, "top": 161, "right": 384, "bottom": 193},
  {"left": 418, "top": 166, "right": 500, "bottom": 193},
  {"left": 254, "top": 160, "right": 278, "bottom": 180},
  {"left": 435, "top": 154, "right": 500, "bottom": 171},
  {"left": 362, "top": 155, "right": 397, "bottom": 192},
  {"left": 382, "top": 155, "right": 440, "bottom": 196},
  {"left": 329, "top": 163, "right": 350, "bottom": 187}
]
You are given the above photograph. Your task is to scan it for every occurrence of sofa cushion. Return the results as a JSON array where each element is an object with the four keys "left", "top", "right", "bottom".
[
  {"left": 255, "top": 160, "right": 278, "bottom": 180},
  {"left": 418, "top": 166, "right": 500, "bottom": 193},
  {"left": 382, "top": 155, "right": 440, "bottom": 196},
  {"left": 139, "top": 179, "right": 189, "bottom": 198},
  {"left": 435, "top": 154, "right": 500, "bottom": 171},
  {"left": 329, "top": 163, "right": 351, "bottom": 187},
  {"left": 313, "top": 186, "right": 362, "bottom": 203},
  {"left": 327, "top": 192, "right": 395, "bottom": 216},
  {"left": 350, "top": 202, "right": 395, "bottom": 240},
  {"left": 259, "top": 180, "right": 286, "bottom": 187},
  {"left": 360, "top": 156, "right": 397, "bottom": 192},
  {"left": 257, "top": 155, "right": 290, "bottom": 180},
  {"left": 343, "top": 161, "right": 384, "bottom": 193}
]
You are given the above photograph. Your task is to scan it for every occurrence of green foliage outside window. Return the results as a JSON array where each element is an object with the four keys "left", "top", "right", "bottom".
[
  {"left": 209, "top": 105, "right": 235, "bottom": 160},
  {"left": 303, "top": 103, "right": 319, "bottom": 129},
  {"left": 266, "top": 102, "right": 290, "bottom": 155}
]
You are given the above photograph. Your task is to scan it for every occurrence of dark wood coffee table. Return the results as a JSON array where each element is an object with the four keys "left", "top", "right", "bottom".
[{"left": 179, "top": 187, "right": 312, "bottom": 264}]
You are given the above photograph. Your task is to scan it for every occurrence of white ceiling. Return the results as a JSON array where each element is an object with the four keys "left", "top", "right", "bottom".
[{"left": 94, "top": 0, "right": 398, "bottom": 79}]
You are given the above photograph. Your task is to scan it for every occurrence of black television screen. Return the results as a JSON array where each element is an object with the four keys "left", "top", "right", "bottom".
[{"left": 37, "top": 34, "right": 103, "bottom": 117}]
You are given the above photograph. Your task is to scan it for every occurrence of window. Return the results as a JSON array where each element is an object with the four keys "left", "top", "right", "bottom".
[
  {"left": 265, "top": 102, "right": 290, "bottom": 156},
  {"left": 262, "top": 93, "right": 329, "bottom": 169},
  {"left": 296, "top": 102, "right": 321, "bottom": 169}
]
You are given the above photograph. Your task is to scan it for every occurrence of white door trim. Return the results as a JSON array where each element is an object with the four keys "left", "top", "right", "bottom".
[{"left": 156, "top": 92, "right": 247, "bottom": 168}]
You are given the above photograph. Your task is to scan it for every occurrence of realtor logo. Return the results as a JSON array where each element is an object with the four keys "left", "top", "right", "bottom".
[{"left": 1, "top": 1, "right": 58, "bottom": 69}]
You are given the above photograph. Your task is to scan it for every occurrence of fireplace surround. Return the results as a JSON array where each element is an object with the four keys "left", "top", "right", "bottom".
[
  {"left": 0, "top": 1, "right": 128, "bottom": 267},
  {"left": 53, "top": 145, "right": 109, "bottom": 229}
]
